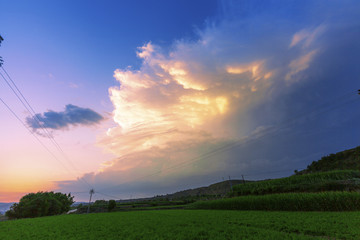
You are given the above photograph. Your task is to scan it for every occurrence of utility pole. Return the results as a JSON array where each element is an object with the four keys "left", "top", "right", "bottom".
[
  {"left": 87, "top": 189, "right": 95, "bottom": 214},
  {"left": 242, "top": 175, "right": 246, "bottom": 184},
  {"left": 228, "top": 176, "right": 233, "bottom": 191}
]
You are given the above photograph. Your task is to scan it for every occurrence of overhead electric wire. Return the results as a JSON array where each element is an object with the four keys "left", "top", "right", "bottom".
[
  {"left": 95, "top": 191, "right": 122, "bottom": 200},
  {"left": 0, "top": 67, "right": 93, "bottom": 189},
  {"left": 95, "top": 89, "right": 360, "bottom": 194},
  {"left": 0, "top": 97, "right": 79, "bottom": 179},
  {"left": 1, "top": 66, "right": 84, "bottom": 176}
]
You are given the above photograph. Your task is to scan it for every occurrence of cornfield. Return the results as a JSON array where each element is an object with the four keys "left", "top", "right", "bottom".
[{"left": 188, "top": 191, "right": 360, "bottom": 211}]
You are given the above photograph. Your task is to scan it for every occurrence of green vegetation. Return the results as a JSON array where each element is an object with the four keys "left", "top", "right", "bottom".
[
  {"left": 301, "top": 146, "right": 360, "bottom": 173},
  {"left": 231, "top": 170, "right": 360, "bottom": 196},
  {"left": 1, "top": 210, "right": 360, "bottom": 240},
  {"left": 107, "top": 200, "right": 116, "bottom": 212},
  {"left": 188, "top": 192, "right": 360, "bottom": 211},
  {"left": 76, "top": 199, "right": 193, "bottom": 213},
  {"left": 5, "top": 192, "right": 74, "bottom": 219}
]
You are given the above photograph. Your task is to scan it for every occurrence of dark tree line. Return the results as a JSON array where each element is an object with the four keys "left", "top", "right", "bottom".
[{"left": 6, "top": 191, "right": 74, "bottom": 219}]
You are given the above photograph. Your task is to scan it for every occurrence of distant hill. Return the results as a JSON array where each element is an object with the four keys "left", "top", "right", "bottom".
[
  {"left": 114, "top": 180, "right": 248, "bottom": 204},
  {"left": 160, "top": 180, "right": 248, "bottom": 200},
  {"left": 299, "top": 146, "right": 360, "bottom": 174}
]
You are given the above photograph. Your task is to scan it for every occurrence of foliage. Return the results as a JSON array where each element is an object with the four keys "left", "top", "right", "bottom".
[
  {"left": 94, "top": 200, "right": 107, "bottom": 205},
  {"left": 188, "top": 192, "right": 360, "bottom": 211},
  {"left": 5, "top": 192, "right": 74, "bottom": 219},
  {"left": 231, "top": 170, "right": 360, "bottom": 196},
  {"left": 301, "top": 146, "right": 360, "bottom": 173},
  {"left": 1, "top": 210, "right": 360, "bottom": 239},
  {"left": 108, "top": 200, "right": 116, "bottom": 212},
  {"left": 76, "top": 199, "right": 194, "bottom": 213}
]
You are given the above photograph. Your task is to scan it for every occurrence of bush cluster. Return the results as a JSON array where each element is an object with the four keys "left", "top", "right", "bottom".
[{"left": 6, "top": 192, "right": 74, "bottom": 219}]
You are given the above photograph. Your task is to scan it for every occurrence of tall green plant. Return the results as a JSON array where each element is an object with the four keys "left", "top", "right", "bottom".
[{"left": 188, "top": 192, "right": 360, "bottom": 211}]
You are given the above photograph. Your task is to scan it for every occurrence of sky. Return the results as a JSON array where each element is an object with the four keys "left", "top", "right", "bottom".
[{"left": 0, "top": 0, "right": 359, "bottom": 202}]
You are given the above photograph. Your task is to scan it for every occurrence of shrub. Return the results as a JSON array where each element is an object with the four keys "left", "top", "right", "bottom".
[
  {"left": 108, "top": 200, "right": 116, "bottom": 212},
  {"left": 5, "top": 191, "right": 74, "bottom": 219}
]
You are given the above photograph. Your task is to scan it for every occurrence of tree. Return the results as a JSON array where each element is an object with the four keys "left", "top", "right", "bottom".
[
  {"left": 5, "top": 191, "right": 74, "bottom": 219},
  {"left": 108, "top": 200, "right": 116, "bottom": 212}
]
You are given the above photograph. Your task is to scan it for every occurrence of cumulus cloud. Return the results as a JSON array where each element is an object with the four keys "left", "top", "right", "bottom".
[
  {"left": 26, "top": 104, "right": 104, "bottom": 131},
  {"left": 58, "top": 1, "right": 360, "bottom": 201},
  {"left": 92, "top": 23, "right": 322, "bottom": 193}
]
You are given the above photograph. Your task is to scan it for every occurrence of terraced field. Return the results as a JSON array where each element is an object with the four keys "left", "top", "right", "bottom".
[{"left": 188, "top": 192, "right": 360, "bottom": 211}]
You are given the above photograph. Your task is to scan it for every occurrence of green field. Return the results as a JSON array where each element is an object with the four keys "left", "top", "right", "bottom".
[{"left": 1, "top": 210, "right": 360, "bottom": 240}]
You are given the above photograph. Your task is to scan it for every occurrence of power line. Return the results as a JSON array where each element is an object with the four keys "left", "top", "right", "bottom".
[
  {"left": 0, "top": 36, "right": 92, "bottom": 194},
  {"left": 0, "top": 97, "right": 78, "bottom": 178},
  {"left": 95, "top": 191, "right": 121, "bottom": 200},
  {"left": 0, "top": 67, "right": 93, "bottom": 189}
]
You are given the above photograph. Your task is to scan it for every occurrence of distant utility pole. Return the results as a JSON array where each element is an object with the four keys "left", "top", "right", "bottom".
[
  {"left": 242, "top": 175, "right": 246, "bottom": 184},
  {"left": 228, "top": 176, "right": 233, "bottom": 191},
  {"left": 87, "top": 189, "right": 95, "bottom": 214}
]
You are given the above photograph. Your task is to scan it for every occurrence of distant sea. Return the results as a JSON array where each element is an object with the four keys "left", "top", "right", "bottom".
[{"left": 0, "top": 203, "right": 15, "bottom": 214}]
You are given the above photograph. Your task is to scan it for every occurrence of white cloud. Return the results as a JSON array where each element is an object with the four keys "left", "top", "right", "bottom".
[
  {"left": 285, "top": 50, "right": 318, "bottom": 82},
  {"left": 290, "top": 25, "right": 326, "bottom": 48}
]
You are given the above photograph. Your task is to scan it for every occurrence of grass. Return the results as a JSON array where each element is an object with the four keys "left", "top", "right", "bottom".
[
  {"left": 231, "top": 170, "right": 360, "bottom": 196},
  {"left": 1, "top": 210, "right": 360, "bottom": 239},
  {"left": 188, "top": 192, "right": 360, "bottom": 211}
]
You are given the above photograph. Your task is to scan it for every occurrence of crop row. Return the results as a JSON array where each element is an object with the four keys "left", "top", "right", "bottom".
[
  {"left": 231, "top": 170, "right": 360, "bottom": 196},
  {"left": 2, "top": 210, "right": 360, "bottom": 239},
  {"left": 188, "top": 191, "right": 360, "bottom": 211}
]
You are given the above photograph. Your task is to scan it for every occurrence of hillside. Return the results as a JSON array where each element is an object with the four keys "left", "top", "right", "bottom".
[
  {"left": 299, "top": 146, "right": 360, "bottom": 174},
  {"left": 113, "top": 180, "right": 247, "bottom": 203},
  {"left": 160, "top": 180, "right": 247, "bottom": 200},
  {"left": 230, "top": 170, "right": 360, "bottom": 197}
]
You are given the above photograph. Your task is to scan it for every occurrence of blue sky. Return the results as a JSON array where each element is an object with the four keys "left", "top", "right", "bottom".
[
  {"left": 1, "top": 0, "right": 359, "bottom": 202},
  {"left": 1, "top": 0, "right": 218, "bottom": 111}
]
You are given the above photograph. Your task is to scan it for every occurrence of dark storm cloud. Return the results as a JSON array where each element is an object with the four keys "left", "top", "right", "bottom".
[{"left": 26, "top": 104, "right": 104, "bottom": 130}]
